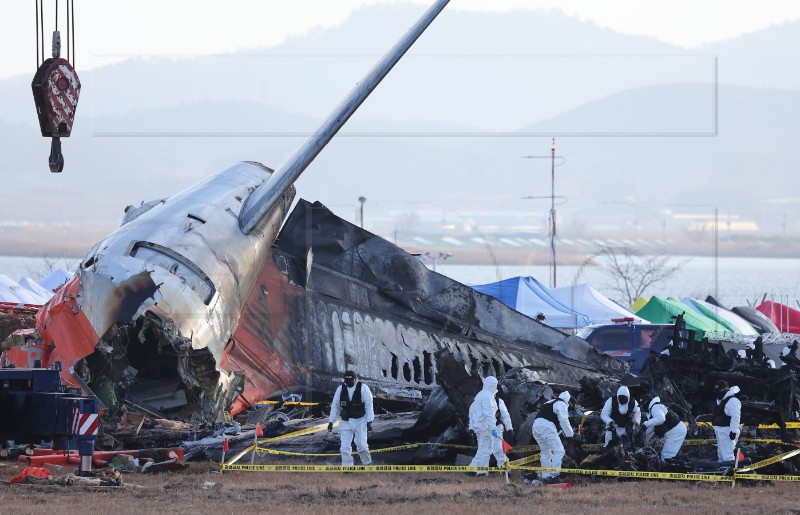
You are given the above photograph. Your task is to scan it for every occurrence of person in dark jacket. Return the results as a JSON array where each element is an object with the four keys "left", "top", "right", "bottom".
[
  {"left": 532, "top": 391, "right": 575, "bottom": 482},
  {"left": 712, "top": 380, "right": 742, "bottom": 462},
  {"left": 600, "top": 385, "right": 641, "bottom": 446},
  {"left": 642, "top": 395, "right": 686, "bottom": 459},
  {"left": 328, "top": 370, "right": 374, "bottom": 466}
]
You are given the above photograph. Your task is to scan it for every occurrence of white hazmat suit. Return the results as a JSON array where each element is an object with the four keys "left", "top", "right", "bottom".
[
  {"left": 643, "top": 396, "right": 686, "bottom": 460},
  {"left": 600, "top": 386, "right": 641, "bottom": 446},
  {"left": 532, "top": 391, "right": 573, "bottom": 480},
  {"left": 713, "top": 386, "right": 742, "bottom": 462},
  {"left": 469, "top": 376, "right": 506, "bottom": 474},
  {"left": 329, "top": 380, "right": 374, "bottom": 466}
]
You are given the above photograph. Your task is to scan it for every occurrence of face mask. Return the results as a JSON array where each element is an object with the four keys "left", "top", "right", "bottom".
[
  {"left": 618, "top": 395, "right": 629, "bottom": 404},
  {"left": 344, "top": 378, "right": 355, "bottom": 387}
]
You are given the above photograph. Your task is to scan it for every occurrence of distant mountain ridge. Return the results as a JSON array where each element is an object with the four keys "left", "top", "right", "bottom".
[{"left": 0, "top": 3, "right": 798, "bottom": 239}]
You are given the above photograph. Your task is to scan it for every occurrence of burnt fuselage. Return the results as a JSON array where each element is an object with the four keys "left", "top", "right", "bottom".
[{"left": 222, "top": 200, "right": 626, "bottom": 414}]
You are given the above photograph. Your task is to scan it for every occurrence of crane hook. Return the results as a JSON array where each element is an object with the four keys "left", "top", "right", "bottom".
[{"left": 48, "top": 137, "right": 64, "bottom": 173}]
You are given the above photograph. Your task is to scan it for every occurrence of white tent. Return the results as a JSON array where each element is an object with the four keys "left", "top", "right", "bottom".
[
  {"left": 38, "top": 268, "right": 73, "bottom": 292},
  {"left": 681, "top": 297, "right": 758, "bottom": 336},
  {"left": 548, "top": 283, "right": 648, "bottom": 325},
  {"left": 0, "top": 274, "right": 40, "bottom": 304},
  {"left": 18, "top": 277, "right": 55, "bottom": 304}
]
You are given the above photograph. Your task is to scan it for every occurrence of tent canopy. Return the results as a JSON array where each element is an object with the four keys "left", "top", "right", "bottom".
[
  {"left": 549, "top": 283, "right": 647, "bottom": 325},
  {"left": 472, "top": 276, "right": 592, "bottom": 329},
  {"left": 634, "top": 296, "right": 720, "bottom": 336},
  {"left": 756, "top": 301, "right": 800, "bottom": 334},
  {"left": 681, "top": 297, "right": 758, "bottom": 336}
]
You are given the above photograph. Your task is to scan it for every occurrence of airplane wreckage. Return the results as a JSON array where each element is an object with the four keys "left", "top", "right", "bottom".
[
  {"left": 4, "top": 2, "right": 799, "bottom": 471},
  {"left": 2, "top": 0, "right": 625, "bottom": 424}
]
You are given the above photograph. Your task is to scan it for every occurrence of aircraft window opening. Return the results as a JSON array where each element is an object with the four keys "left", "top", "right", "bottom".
[
  {"left": 390, "top": 353, "right": 398, "bottom": 380},
  {"left": 422, "top": 351, "right": 433, "bottom": 385},
  {"left": 482, "top": 360, "right": 491, "bottom": 377},
  {"left": 470, "top": 354, "right": 480, "bottom": 375},
  {"left": 491, "top": 358, "right": 503, "bottom": 376},
  {"left": 402, "top": 362, "right": 412, "bottom": 382},
  {"left": 83, "top": 256, "right": 96, "bottom": 269},
  {"left": 412, "top": 356, "right": 422, "bottom": 384}
]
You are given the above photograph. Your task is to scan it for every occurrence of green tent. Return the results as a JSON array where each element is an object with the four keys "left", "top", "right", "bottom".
[{"left": 634, "top": 296, "right": 719, "bottom": 337}]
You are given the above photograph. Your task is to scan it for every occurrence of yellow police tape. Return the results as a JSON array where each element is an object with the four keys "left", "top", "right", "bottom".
[
  {"left": 223, "top": 423, "right": 800, "bottom": 481},
  {"left": 735, "top": 448, "right": 800, "bottom": 472},
  {"left": 513, "top": 465, "right": 734, "bottom": 482},
  {"left": 245, "top": 431, "right": 793, "bottom": 461},
  {"left": 696, "top": 421, "right": 800, "bottom": 429},
  {"left": 735, "top": 473, "right": 800, "bottom": 482},
  {"left": 740, "top": 437, "right": 800, "bottom": 447},
  {"left": 509, "top": 453, "right": 540, "bottom": 466},
  {"left": 222, "top": 464, "right": 506, "bottom": 473},
  {"left": 220, "top": 461, "right": 732, "bottom": 482},
  {"left": 264, "top": 421, "right": 333, "bottom": 442},
  {"left": 252, "top": 442, "right": 478, "bottom": 458},
  {"left": 222, "top": 448, "right": 800, "bottom": 483}
]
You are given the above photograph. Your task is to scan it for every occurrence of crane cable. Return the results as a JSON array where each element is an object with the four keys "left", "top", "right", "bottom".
[{"left": 35, "top": 0, "right": 75, "bottom": 67}]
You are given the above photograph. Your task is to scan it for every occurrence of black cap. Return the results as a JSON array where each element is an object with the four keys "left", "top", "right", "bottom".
[
  {"left": 714, "top": 380, "right": 728, "bottom": 389},
  {"left": 344, "top": 370, "right": 356, "bottom": 379}
]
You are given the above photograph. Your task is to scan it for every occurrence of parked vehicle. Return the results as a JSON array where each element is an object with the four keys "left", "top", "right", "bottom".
[{"left": 575, "top": 319, "right": 674, "bottom": 374}]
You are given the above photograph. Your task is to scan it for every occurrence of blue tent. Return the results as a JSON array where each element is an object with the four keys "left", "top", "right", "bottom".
[
  {"left": 550, "top": 283, "right": 647, "bottom": 325},
  {"left": 472, "top": 276, "right": 592, "bottom": 329}
]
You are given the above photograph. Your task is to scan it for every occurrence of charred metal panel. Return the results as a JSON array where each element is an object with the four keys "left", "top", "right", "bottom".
[{"left": 274, "top": 200, "right": 624, "bottom": 369}]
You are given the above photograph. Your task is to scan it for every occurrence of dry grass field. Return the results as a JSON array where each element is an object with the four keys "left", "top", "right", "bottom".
[{"left": 1, "top": 462, "right": 799, "bottom": 515}]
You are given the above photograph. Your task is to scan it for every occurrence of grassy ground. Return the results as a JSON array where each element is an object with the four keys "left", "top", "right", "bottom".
[{"left": 1, "top": 462, "right": 799, "bottom": 515}]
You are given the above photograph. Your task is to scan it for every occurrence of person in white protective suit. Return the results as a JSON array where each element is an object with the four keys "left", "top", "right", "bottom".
[
  {"left": 712, "top": 380, "right": 742, "bottom": 462},
  {"left": 642, "top": 395, "right": 686, "bottom": 460},
  {"left": 468, "top": 376, "right": 508, "bottom": 475},
  {"left": 531, "top": 391, "right": 575, "bottom": 482},
  {"left": 600, "top": 386, "right": 641, "bottom": 447},
  {"left": 328, "top": 370, "right": 374, "bottom": 466}
]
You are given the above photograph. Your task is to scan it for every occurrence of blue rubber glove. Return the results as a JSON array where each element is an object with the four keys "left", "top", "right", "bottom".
[{"left": 491, "top": 429, "right": 499, "bottom": 438}]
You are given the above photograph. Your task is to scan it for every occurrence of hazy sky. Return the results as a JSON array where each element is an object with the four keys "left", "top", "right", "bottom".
[{"left": 2, "top": 0, "right": 800, "bottom": 80}]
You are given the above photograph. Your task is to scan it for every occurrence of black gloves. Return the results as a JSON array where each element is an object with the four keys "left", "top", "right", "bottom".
[
  {"left": 729, "top": 431, "right": 737, "bottom": 441},
  {"left": 572, "top": 433, "right": 583, "bottom": 443},
  {"left": 503, "top": 430, "right": 515, "bottom": 442},
  {"left": 327, "top": 422, "right": 333, "bottom": 432},
  {"left": 606, "top": 423, "right": 616, "bottom": 432},
  {"left": 367, "top": 422, "right": 373, "bottom": 432}
]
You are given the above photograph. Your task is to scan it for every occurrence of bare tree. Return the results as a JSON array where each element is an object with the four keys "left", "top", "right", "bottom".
[
  {"left": 26, "top": 251, "right": 80, "bottom": 280},
  {"left": 597, "top": 246, "right": 689, "bottom": 306}
]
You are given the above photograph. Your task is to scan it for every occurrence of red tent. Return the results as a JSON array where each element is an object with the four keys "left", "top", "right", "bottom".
[{"left": 756, "top": 301, "right": 800, "bottom": 334}]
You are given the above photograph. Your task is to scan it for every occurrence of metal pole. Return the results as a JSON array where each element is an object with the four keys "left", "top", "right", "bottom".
[
  {"left": 550, "top": 138, "right": 557, "bottom": 288},
  {"left": 714, "top": 207, "right": 718, "bottom": 301},
  {"left": 358, "top": 196, "right": 366, "bottom": 228}
]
